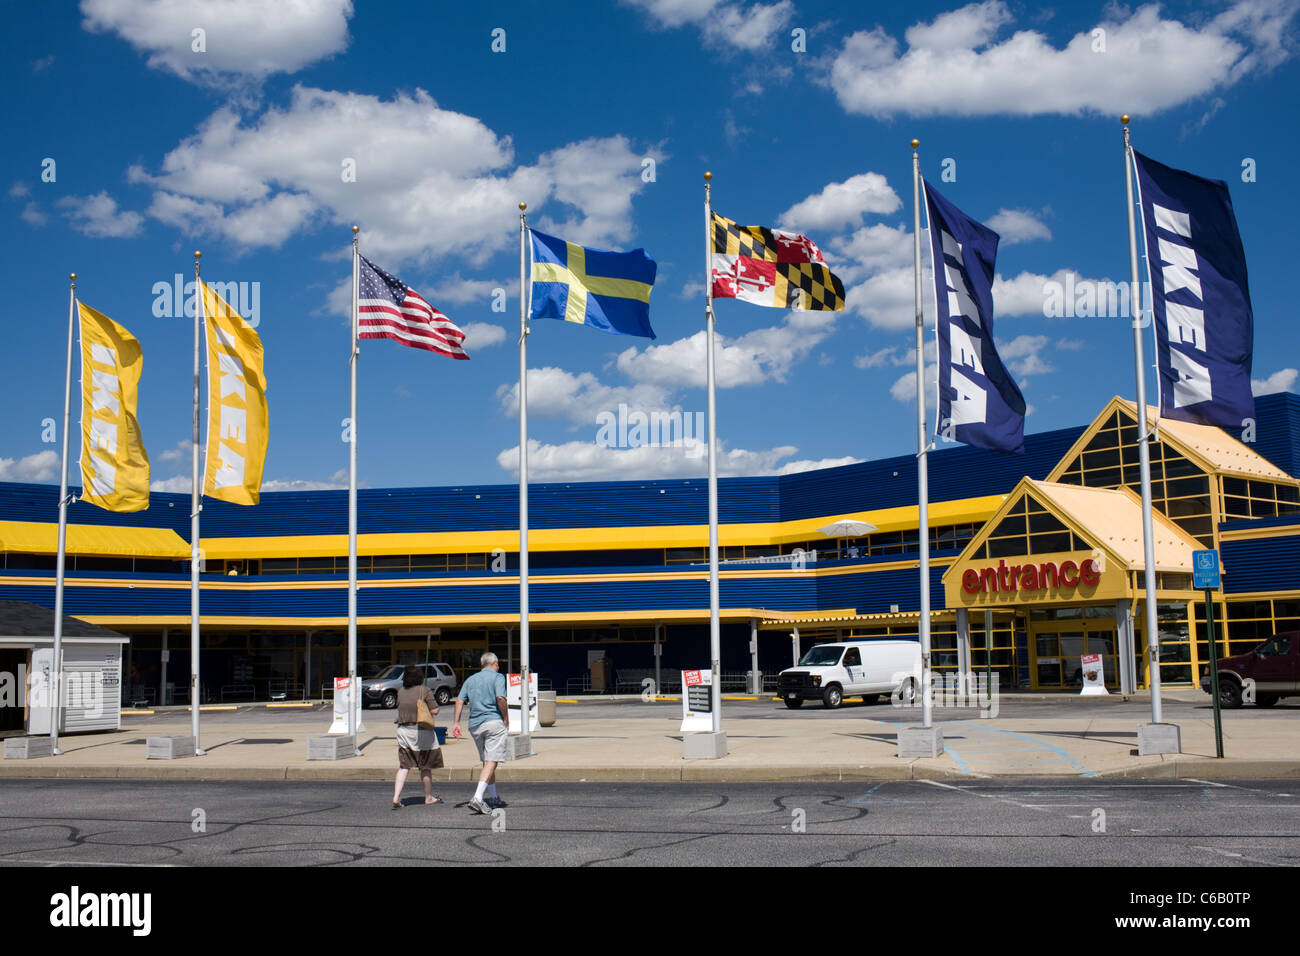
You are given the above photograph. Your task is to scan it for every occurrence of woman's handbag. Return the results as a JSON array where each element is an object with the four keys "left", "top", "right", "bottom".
[{"left": 416, "top": 694, "right": 437, "bottom": 731}]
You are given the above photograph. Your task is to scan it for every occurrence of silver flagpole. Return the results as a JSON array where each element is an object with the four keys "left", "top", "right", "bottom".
[
  {"left": 191, "top": 251, "right": 205, "bottom": 753},
  {"left": 349, "top": 225, "right": 360, "bottom": 740},
  {"left": 1122, "top": 115, "right": 1165, "bottom": 730},
  {"left": 911, "top": 141, "right": 933, "bottom": 731},
  {"left": 703, "top": 171, "right": 724, "bottom": 748},
  {"left": 50, "top": 273, "right": 76, "bottom": 754},
  {"left": 518, "top": 202, "right": 532, "bottom": 746}
]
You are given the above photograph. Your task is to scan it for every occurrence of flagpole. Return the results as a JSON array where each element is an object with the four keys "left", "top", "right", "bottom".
[
  {"left": 703, "top": 171, "right": 724, "bottom": 747},
  {"left": 191, "top": 251, "right": 205, "bottom": 753},
  {"left": 518, "top": 202, "right": 532, "bottom": 744},
  {"left": 1122, "top": 115, "right": 1165, "bottom": 727},
  {"left": 349, "top": 225, "right": 361, "bottom": 740},
  {"left": 49, "top": 273, "right": 76, "bottom": 754},
  {"left": 911, "top": 141, "right": 933, "bottom": 731}
]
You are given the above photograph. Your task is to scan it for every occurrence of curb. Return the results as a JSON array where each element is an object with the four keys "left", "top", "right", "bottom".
[{"left": 4, "top": 759, "right": 1299, "bottom": 783}]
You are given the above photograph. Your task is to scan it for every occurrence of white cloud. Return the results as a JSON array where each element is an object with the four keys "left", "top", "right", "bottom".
[
  {"left": 626, "top": 0, "right": 794, "bottom": 50},
  {"left": 32, "top": 55, "right": 55, "bottom": 73},
  {"left": 261, "top": 469, "right": 349, "bottom": 492},
  {"left": 462, "top": 322, "right": 507, "bottom": 350},
  {"left": 57, "top": 192, "right": 144, "bottom": 238},
  {"left": 997, "top": 333, "right": 1053, "bottom": 377},
  {"left": 1056, "top": 338, "right": 1086, "bottom": 351},
  {"left": 845, "top": 265, "right": 919, "bottom": 331},
  {"left": 889, "top": 363, "right": 938, "bottom": 403},
  {"left": 616, "top": 309, "right": 839, "bottom": 389},
  {"left": 986, "top": 207, "right": 1052, "bottom": 245},
  {"left": 20, "top": 203, "right": 47, "bottom": 227},
  {"left": 80, "top": 0, "right": 354, "bottom": 85},
  {"left": 854, "top": 346, "right": 898, "bottom": 369},
  {"left": 1252, "top": 368, "right": 1298, "bottom": 395},
  {"left": 428, "top": 273, "right": 504, "bottom": 307},
  {"left": 497, "top": 367, "right": 676, "bottom": 426},
  {"left": 777, "top": 173, "right": 901, "bottom": 234},
  {"left": 133, "top": 87, "right": 650, "bottom": 264},
  {"left": 0, "top": 450, "right": 60, "bottom": 483},
  {"left": 149, "top": 475, "right": 194, "bottom": 493},
  {"left": 827, "top": 1, "right": 1291, "bottom": 118},
  {"left": 9, "top": 182, "right": 30, "bottom": 198},
  {"left": 497, "top": 437, "right": 856, "bottom": 481},
  {"left": 159, "top": 439, "right": 193, "bottom": 464},
  {"left": 827, "top": 223, "right": 913, "bottom": 284},
  {"left": 532, "top": 136, "right": 662, "bottom": 247}
]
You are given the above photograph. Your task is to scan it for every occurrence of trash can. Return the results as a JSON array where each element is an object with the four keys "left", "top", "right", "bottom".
[
  {"left": 434, "top": 726, "right": 448, "bottom": 746},
  {"left": 538, "top": 691, "right": 557, "bottom": 727}
]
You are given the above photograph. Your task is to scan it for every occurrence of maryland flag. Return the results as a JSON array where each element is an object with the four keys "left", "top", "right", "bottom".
[
  {"left": 77, "top": 302, "right": 150, "bottom": 512},
  {"left": 710, "top": 212, "right": 845, "bottom": 311},
  {"left": 201, "top": 281, "right": 268, "bottom": 506}
]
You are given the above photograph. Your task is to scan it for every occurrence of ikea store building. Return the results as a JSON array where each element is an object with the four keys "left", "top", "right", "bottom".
[{"left": 1, "top": 394, "right": 1298, "bottom": 707}]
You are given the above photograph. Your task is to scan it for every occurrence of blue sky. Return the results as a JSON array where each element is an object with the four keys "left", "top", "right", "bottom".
[{"left": 2, "top": 0, "right": 1297, "bottom": 493}]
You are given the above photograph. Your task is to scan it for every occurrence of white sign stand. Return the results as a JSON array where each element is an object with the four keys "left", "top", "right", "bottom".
[
  {"left": 1080, "top": 654, "right": 1109, "bottom": 696},
  {"left": 508, "top": 672, "right": 539, "bottom": 733},
  {"left": 328, "top": 677, "right": 352, "bottom": 733},
  {"left": 680, "top": 668, "right": 714, "bottom": 732}
]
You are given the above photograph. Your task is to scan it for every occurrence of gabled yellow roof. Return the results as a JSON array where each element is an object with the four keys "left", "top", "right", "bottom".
[
  {"left": 1113, "top": 399, "right": 1295, "bottom": 482},
  {"left": 0, "top": 521, "right": 190, "bottom": 558},
  {"left": 1026, "top": 480, "right": 1202, "bottom": 572}
]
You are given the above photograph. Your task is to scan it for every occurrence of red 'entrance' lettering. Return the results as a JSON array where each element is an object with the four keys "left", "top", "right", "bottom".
[{"left": 962, "top": 557, "right": 1100, "bottom": 595}]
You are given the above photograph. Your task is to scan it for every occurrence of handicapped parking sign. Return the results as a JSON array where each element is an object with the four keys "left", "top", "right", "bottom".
[{"left": 1192, "top": 550, "right": 1220, "bottom": 590}]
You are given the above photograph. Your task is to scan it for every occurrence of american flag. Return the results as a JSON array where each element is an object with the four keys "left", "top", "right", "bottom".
[{"left": 357, "top": 255, "right": 469, "bottom": 360}]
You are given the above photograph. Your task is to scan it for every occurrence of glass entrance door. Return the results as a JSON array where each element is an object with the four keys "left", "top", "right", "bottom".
[{"left": 1030, "top": 613, "right": 1120, "bottom": 689}]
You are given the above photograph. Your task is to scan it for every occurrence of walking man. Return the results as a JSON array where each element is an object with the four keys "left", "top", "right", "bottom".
[{"left": 451, "top": 651, "right": 509, "bottom": 814}]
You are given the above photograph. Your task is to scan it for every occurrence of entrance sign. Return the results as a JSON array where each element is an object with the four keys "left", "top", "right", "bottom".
[
  {"left": 680, "top": 669, "right": 714, "bottom": 732},
  {"left": 1080, "top": 654, "right": 1108, "bottom": 696},
  {"left": 1192, "top": 549, "right": 1220, "bottom": 590},
  {"left": 327, "top": 677, "right": 352, "bottom": 734},
  {"left": 507, "top": 672, "right": 539, "bottom": 733}
]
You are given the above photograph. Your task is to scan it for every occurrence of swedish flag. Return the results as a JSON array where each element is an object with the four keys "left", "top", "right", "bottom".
[{"left": 529, "top": 229, "right": 657, "bottom": 338}]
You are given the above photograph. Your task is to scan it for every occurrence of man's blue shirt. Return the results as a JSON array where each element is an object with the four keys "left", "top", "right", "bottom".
[{"left": 458, "top": 667, "right": 508, "bottom": 729}]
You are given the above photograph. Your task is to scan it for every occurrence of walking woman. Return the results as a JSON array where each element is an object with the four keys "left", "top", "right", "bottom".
[{"left": 392, "top": 665, "right": 444, "bottom": 809}]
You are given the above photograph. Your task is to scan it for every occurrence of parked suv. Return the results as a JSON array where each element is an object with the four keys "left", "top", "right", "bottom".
[
  {"left": 777, "top": 640, "right": 920, "bottom": 709},
  {"left": 1200, "top": 631, "right": 1298, "bottom": 708},
  {"left": 362, "top": 663, "right": 459, "bottom": 709}
]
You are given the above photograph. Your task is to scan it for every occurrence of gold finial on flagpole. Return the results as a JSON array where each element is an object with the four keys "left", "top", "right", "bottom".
[
  {"left": 704, "top": 171, "right": 712, "bottom": 181},
  {"left": 519, "top": 202, "right": 527, "bottom": 211},
  {"left": 352, "top": 225, "right": 359, "bottom": 235},
  {"left": 910, "top": 139, "right": 919, "bottom": 150},
  {"left": 194, "top": 250, "right": 202, "bottom": 260},
  {"left": 1121, "top": 114, "right": 1131, "bottom": 126},
  {"left": 69, "top": 273, "right": 76, "bottom": 282}
]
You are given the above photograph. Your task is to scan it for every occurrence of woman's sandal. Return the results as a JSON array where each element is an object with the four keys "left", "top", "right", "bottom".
[
  {"left": 391, "top": 801, "right": 402, "bottom": 810},
  {"left": 425, "top": 796, "right": 442, "bottom": 805}
]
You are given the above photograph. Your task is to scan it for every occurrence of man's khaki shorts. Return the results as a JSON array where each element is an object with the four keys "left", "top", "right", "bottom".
[{"left": 470, "top": 719, "right": 508, "bottom": 763}]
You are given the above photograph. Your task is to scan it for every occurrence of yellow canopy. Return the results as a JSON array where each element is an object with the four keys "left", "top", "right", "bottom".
[{"left": 0, "top": 520, "right": 190, "bottom": 558}]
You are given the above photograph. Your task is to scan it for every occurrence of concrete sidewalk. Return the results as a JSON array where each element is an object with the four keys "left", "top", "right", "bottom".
[{"left": 3, "top": 695, "right": 1297, "bottom": 782}]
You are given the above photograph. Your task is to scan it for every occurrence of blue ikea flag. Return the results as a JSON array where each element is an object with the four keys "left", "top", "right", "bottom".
[
  {"left": 528, "top": 229, "right": 657, "bottom": 338},
  {"left": 923, "top": 180, "right": 1026, "bottom": 454},
  {"left": 1133, "top": 151, "right": 1255, "bottom": 429}
]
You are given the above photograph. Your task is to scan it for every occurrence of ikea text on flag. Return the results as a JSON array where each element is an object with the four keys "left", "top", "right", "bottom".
[
  {"left": 201, "top": 281, "right": 269, "bottom": 505},
  {"left": 1132, "top": 150, "right": 1254, "bottom": 429},
  {"left": 76, "top": 302, "right": 151, "bottom": 512},
  {"left": 923, "top": 180, "right": 1025, "bottom": 454},
  {"left": 529, "top": 229, "right": 657, "bottom": 338},
  {"left": 710, "top": 212, "right": 845, "bottom": 311}
]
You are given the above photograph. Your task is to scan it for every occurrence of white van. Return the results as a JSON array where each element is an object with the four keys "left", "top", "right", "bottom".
[{"left": 776, "top": 639, "right": 920, "bottom": 709}]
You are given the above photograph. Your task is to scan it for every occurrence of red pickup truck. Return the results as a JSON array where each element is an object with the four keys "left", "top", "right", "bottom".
[{"left": 1201, "top": 631, "right": 1299, "bottom": 708}]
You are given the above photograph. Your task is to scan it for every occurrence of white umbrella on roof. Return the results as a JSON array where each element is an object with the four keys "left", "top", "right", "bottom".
[{"left": 818, "top": 519, "right": 877, "bottom": 538}]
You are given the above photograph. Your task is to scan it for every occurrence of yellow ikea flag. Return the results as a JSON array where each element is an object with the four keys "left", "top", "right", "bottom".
[
  {"left": 78, "top": 302, "right": 150, "bottom": 512},
  {"left": 201, "top": 281, "right": 268, "bottom": 505}
]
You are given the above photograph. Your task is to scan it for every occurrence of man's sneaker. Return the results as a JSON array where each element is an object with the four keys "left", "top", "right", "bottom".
[
  {"left": 486, "top": 796, "right": 508, "bottom": 809},
  {"left": 467, "top": 797, "right": 490, "bottom": 815}
]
